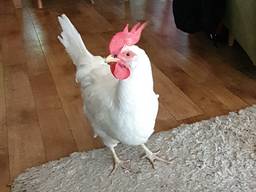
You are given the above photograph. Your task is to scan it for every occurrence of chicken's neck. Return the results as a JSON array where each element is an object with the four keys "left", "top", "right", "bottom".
[{"left": 115, "top": 62, "right": 154, "bottom": 108}]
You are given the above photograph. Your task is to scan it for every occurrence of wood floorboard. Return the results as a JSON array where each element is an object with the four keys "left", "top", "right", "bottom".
[
  {"left": 16, "top": 9, "right": 78, "bottom": 161},
  {"left": 4, "top": 63, "right": 46, "bottom": 179},
  {"left": 1, "top": 7, "right": 45, "bottom": 181},
  {"left": 41, "top": 42, "right": 103, "bottom": 151},
  {"left": 0, "top": 0, "right": 15, "bottom": 15},
  {"left": 0, "top": 33, "right": 10, "bottom": 192},
  {"left": 142, "top": 37, "right": 230, "bottom": 117},
  {"left": 144, "top": 34, "right": 248, "bottom": 111},
  {"left": 152, "top": 65, "right": 203, "bottom": 121},
  {"left": 182, "top": 33, "right": 256, "bottom": 101},
  {"left": 26, "top": 9, "right": 103, "bottom": 150},
  {"left": 1, "top": 0, "right": 256, "bottom": 184}
]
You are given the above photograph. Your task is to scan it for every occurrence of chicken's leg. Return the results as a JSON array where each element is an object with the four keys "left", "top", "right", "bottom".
[
  {"left": 141, "top": 144, "right": 171, "bottom": 169},
  {"left": 109, "top": 146, "right": 130, "bottom": 174}
]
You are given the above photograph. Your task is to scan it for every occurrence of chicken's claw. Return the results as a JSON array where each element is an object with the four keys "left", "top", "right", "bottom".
[
  {"left": 110, "top": 159, "right": 131, "bottom": 175},
  {"left": 109, "top": 146, "right": 131, "bottom": 175},
  {"left": 141, "top": 144, "right": 172, "bottom": 169}
]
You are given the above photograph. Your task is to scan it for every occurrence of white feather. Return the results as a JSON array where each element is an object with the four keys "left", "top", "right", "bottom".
[{"left": 58, "top": 14, "right": 159, "bottom": 149}]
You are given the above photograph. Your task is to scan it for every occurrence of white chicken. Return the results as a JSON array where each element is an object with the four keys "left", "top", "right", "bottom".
[{"left": 58, "top": 14, "right": 169, "bottom": 172}]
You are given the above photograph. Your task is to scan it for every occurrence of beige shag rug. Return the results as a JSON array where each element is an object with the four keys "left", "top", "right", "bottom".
[{"left": 12, "top": 106, "right": 256, "bottom": 192}]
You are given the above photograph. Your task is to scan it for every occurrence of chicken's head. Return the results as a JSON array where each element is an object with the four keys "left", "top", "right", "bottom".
[{"left": 105, "top": 22, "right": 147, "bottom": 80}]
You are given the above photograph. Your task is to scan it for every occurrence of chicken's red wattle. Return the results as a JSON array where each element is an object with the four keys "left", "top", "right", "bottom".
[{"left": 110, "top": 62, "right": 130, "bottom": 80}]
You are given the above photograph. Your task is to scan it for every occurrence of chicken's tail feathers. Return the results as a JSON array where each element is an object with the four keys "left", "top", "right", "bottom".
[{"left": 58, "top": 14, "right": 93, "bottom": 66}]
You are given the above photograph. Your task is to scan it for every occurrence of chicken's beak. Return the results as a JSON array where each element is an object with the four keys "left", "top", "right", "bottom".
[{"left": 105, "top": 55, "right": 119, "bottom": 64}]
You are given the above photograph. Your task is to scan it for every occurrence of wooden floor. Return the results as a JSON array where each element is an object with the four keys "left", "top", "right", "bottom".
[{"left": 1, "top": 0, "right": 256, "bottom": 190}]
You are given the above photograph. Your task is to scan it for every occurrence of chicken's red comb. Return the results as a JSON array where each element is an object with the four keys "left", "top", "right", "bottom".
[{"left": 109, "top": 22, "right": 147, "bottom": 55}]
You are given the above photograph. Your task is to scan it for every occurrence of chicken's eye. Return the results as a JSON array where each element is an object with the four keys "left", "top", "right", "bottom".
[
  {"left": 113, "top": 54, "right": 117, "bottom": 58},
  {"left": 120, "top": 51, "right": 135, "bottom": 59}
]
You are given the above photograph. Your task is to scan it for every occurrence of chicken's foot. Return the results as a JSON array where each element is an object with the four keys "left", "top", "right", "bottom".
[
  {"left": 109, "top": 146, "right": 130, "bottom": 175},
  {"left": 141, "top": 144, "right": 171, "bottom": 169}
]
